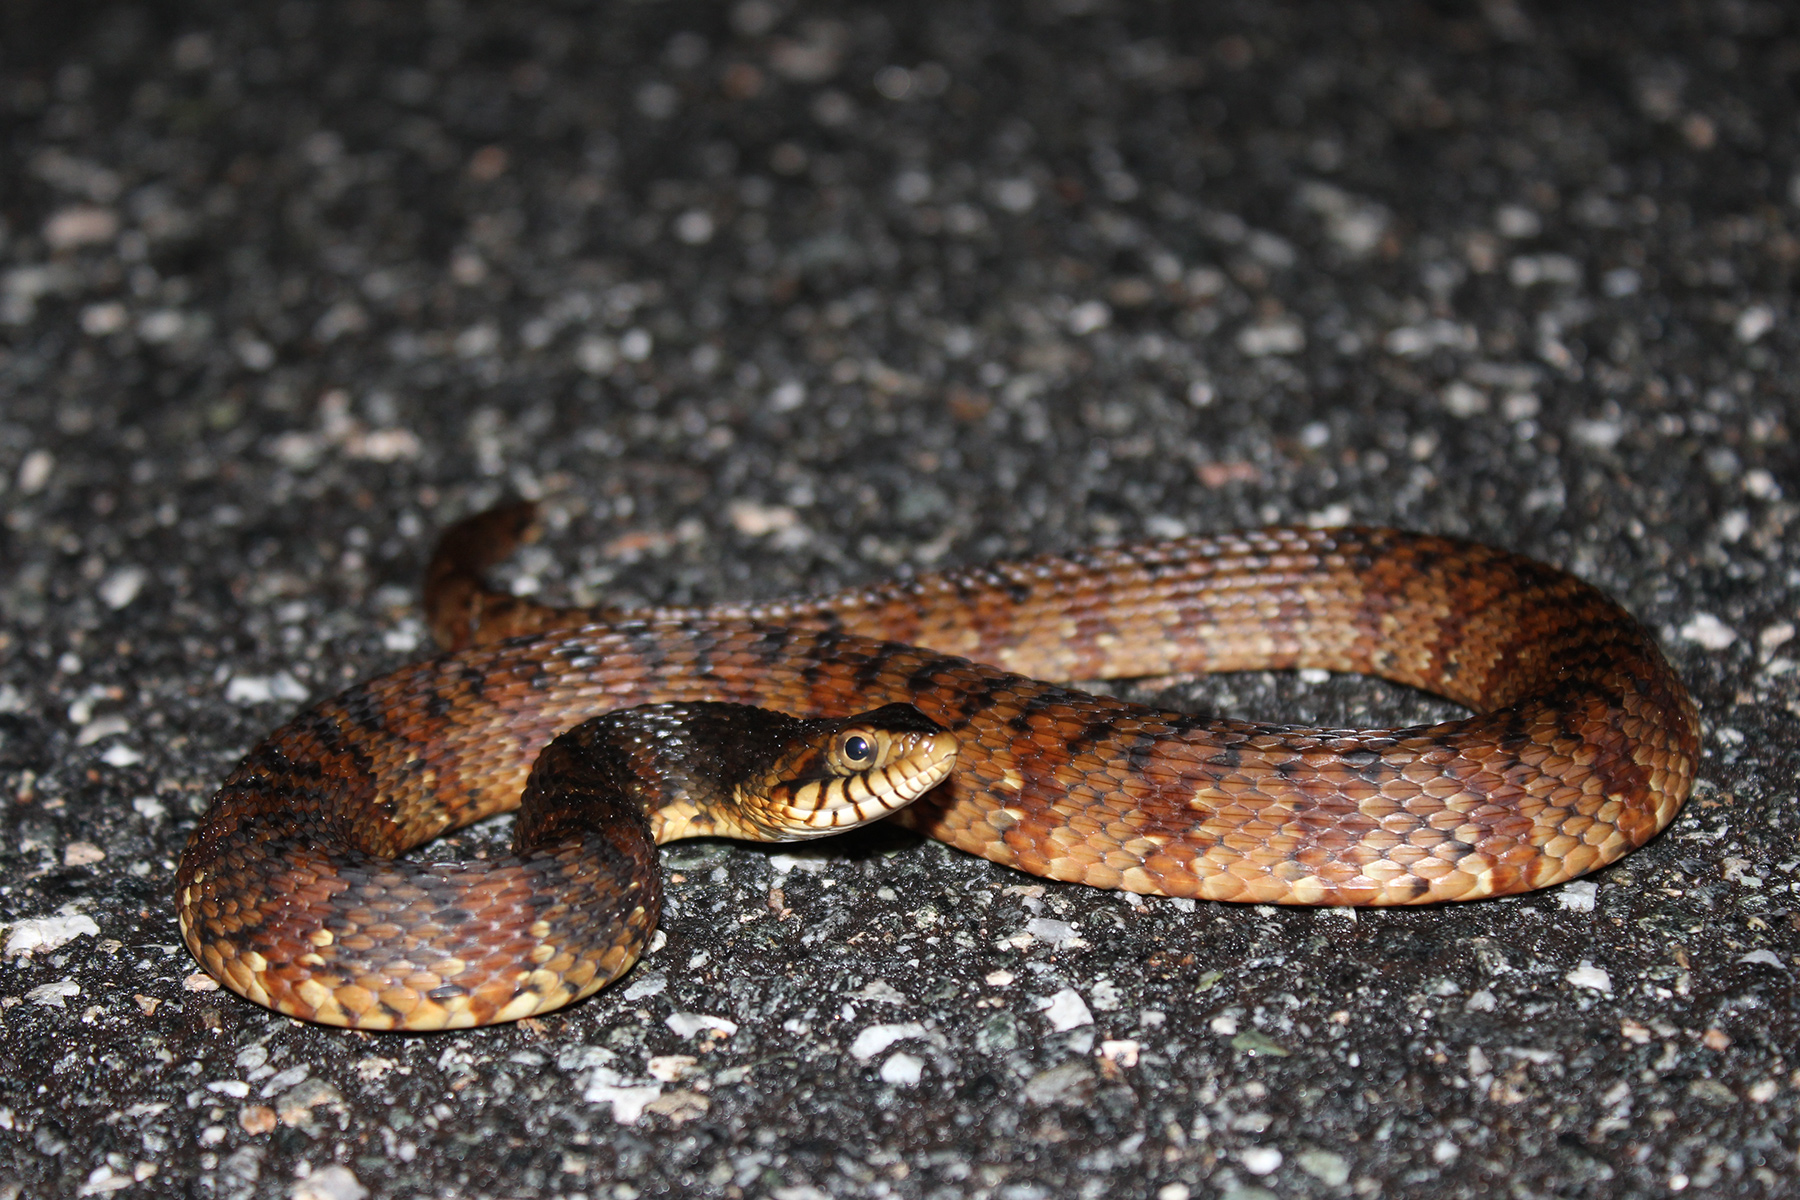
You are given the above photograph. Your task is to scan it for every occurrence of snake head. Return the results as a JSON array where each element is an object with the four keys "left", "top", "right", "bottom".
[{"left": 754, "top": 703, "right": 958, "bottom": 838}]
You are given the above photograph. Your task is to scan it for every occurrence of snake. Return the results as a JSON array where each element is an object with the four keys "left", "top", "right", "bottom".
[{"left": 177, "top": 503, "right": 1700, "bottom": 1030}]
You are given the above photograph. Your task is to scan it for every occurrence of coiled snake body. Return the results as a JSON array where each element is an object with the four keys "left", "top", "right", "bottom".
[{"left": 177, "top": 507, "right": 1699, "bottom": 1029}]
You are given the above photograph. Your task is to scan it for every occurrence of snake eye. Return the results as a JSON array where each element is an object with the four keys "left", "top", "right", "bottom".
[{"left": 839, "top": 733, "right": 874, "bottom": 765}]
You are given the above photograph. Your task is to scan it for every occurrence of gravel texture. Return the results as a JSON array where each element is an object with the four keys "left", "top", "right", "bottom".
[{"left": 3, "top": 2, "right": 1799, "bottom": 1198}]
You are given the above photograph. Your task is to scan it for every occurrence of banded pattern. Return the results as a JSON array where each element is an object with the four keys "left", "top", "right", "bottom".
[{"left": 178, "top": 506, "right": 1700, "bottom": 1028}]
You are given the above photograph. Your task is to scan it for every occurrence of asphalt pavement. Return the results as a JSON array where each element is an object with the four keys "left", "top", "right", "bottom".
[{"left": 2, "top": 2, "right": 1798, "bottom": 1198}]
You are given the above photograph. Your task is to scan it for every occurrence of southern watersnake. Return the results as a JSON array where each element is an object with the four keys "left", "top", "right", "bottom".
[{"left": 177, "top": 504, "right": 1699, "bottom": 1029}]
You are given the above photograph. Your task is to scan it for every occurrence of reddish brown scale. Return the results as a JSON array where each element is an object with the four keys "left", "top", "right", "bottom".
[{"left": 178, "top": 504, "right": 1700, "bottom": 1028}]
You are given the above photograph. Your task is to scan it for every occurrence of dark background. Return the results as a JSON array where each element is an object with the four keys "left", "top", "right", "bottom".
[{"left": 2, "top": 2, "right": 1798, "bottom": 1197}]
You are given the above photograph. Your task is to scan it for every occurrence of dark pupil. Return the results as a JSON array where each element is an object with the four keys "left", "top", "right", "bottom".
[{"left": 843, "top": 735, "right": 871, "bottom": 762}]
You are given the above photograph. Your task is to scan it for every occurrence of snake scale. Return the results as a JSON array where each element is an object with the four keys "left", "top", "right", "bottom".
[{"left": 177, "top": 505, "right": 1699, "bottom": 1029}]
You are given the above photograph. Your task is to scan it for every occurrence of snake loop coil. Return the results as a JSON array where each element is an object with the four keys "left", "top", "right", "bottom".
[{"left": 177, "top": 505, "right": 1698, "bottom": 1030}]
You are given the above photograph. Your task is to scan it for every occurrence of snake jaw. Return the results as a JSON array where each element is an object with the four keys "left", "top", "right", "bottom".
[
  {"left": 773, "top": 729, "right": 959, "bottom": 835},
  {"left": 756, "top": 705, "right": 960, "bottom": 838}
]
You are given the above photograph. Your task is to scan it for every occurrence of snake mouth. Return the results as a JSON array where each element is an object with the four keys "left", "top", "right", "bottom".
[{"left": 776, "top": 731, "right": 959, "bottom": 835}]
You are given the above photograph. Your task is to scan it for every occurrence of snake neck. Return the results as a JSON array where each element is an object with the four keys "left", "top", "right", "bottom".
[{"left": 514, "top": 702, "right": 811, "bottom": 847}]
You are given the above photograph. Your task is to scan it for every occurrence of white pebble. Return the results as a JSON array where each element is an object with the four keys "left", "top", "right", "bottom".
[
  {"left": 291, "top": 1165, "right": 369, "bottom": 1200},
  {"left": 1734, "top": 304, "right": 1775, "bottom": 344},
  {"left": 1679, "top": 613, "right": 1737, "bottom": 650},
  {"left": 1239, "top": 1146, "right": 1283, "bottom": 1175},
  {"left": 1036, "top": 988, "right": 1093, "bottom": 1032},
  {"left": 1565, "top": 961, "right": 1612, "bottom": 994},
  {"left": 225, "top": 672, "right": 310, "bottom": 705},
  {"left": 26, "top": 980, "right": 81, "bottom": 1008},
  {"left": 17, "top": 449, "right": 54, "bottom": 494},
  {"left": 664, "top": 1012, "right": 737, "bottom": 1040},
  {"left": 879, "top": 1052, "right": 924, "bottom": 1085},
  {"left": 1237, "top": 317, "right": 1305, "bottom": 357},
  {"left": 5, "top": 914, "right": 100, "bottom": 957},
  {"left": 850, "top": 1022, "right": 926, "bottom": 1061},
  {"left": 1557, "top": 880, "right": 1598, "bottom": 911}
]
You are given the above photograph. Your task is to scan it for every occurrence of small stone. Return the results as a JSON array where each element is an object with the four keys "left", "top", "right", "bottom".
[
  {"left": 26, "top": 980, "right": 80, "bottom": 1008},
  {"left": 665, "top": 1012, "right": 737, "bottom": 1040},
  {"left": 79, "top": 1166, "right": 131, "bottom": 1194},
  {"left": 1679, "top": 614, "right": 1737, "bottom": 650},
  {"left": 5, "top": 914, "right": 100, "bottom": 957},
  {"left": 621, "top": 972, "right": 667, "bottom": 1001},
  {"left": 1022, "top": 1061, "right": 1096, "bottom": 1106},
  {"left": 849, "top": 979, "right": 909, "bottom": 1004},
  {"left": 1035, "top": 988, "right": 1093, "bottom": 1032},
  {"left": 1565, "top": 961, "right": 1612, "bottom": 994},
  {"left": 1066, "top": 300, "right": 1110, "bottom": 334},
  {"left": 581, "top": 1068, "right": 661, "bottom": 1124},
  {"left": 850, "top": 1022, "right": 926, "bottom": 1061},
  {"left": 991, "top": 178, "right": 1037, "bottom": 214},
  {"left": 17, "top": 449, "right": 54, "bottom": 494},
  {"left": 1296, "top": 1148, "right": 1350, "bottom": 1186},
  {"left": 1688, "top": 1078, "right": 1737, "bottom": 1106},
  {"left": 97, "top": 565, "right": 146, "bottom": 610},
  {"left": 673, "top": 211, "right": 715, "bottom": 245},
  {"left": 1495, "top": 204, "right": 1541, "bottom": 238},
  {"left": 1569, "top": 417, "right": 1623, "bottom": 450},
  {"left": 1237, "top": 317, "right": 1304, "bottom": 357},
  {"left": 239, "top": 1106, "right": 277, "bottom": 1135},
  {"left": 1230, "top": 1031, "right": 1290, "bottom": 1057},
  {"left": 1441, "top": 381, "right": 1488, "bottom": 417},
  {"left": 643, "top": 1089, "right": 710, "bottom": 1122},
  {"left": 44, "top": 205, "right": 119, "bottom": 249},
  {"left": 1023, "top": 917, "right": 1082, "bottom": 948},
  {"left": 225, "top": 673, "right": 310, "bottom": 705},
  {"left": 646, "top": 1056, "right": 698, "bottom": 1082},
  {"left": 1305, "top": 503, "right": 1352, "bottom": 527},
  {"left": 259, "top": 1064, "right": 311, "bottom": 1098},
  {"left": 1239, "top": 1147, "right": 1283, "bottom": 1176},
  {"left": 726, "top": 500, "right": 800, "bottom": 536},
  {"left": 879, "top": 1052, "right": 924, "bottom": 1085},
  {"left": 276, "top": 1078, "right": 344, "bottom": 1126},
  {"left": 1557, "top": 880, "right": 1598, "bottom": 911},
  {"left": 1098, "top": 1039, "right": 1140, "bottom": 1067},
  {"left": 75, "top": 714, "right": 132, "bottom": 746},
  {"left": 353, "top": 1057, "right": 400, "bottom": 1082},
  {"left": 619, "top": 328, "right": 652, "bottom": 361},
  {"left": 344, "top": 428, "right": 422, "bottom": 462},
  {"left": 1734, "top": 305, "right": 1774, "bottom": 344},
  {"left": 291, "top": 1165, "right": 368, "bottom": 1200}
]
